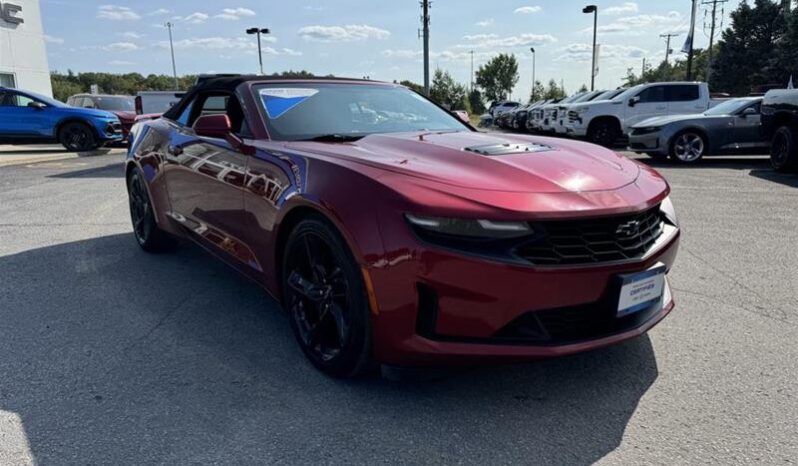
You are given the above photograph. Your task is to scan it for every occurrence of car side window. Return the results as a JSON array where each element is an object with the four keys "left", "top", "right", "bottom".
[
  {"left": 667, "top": 85, "right": 699, "bottom": 102},
  {"left": 0, "top": 92, "right": 34, "bottom": 107},
  {"left": 637, "top": 86, "right": 666, "bottom": 103},
  {"left": 186, "top": 92, "right": 249, "bottom": 136}
]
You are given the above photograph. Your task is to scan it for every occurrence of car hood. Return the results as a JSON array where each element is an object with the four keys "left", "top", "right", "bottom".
[
  {"left": 284, "top": 131, "right": 640, "bottom": 194},
  {"left": 112, "top": 110, "right": 137, "bottom": 122},
  {"left": 63, "top": 107, "right": 117, "bottom": 119},
  {"left": 634, "top": 113, "right": 720, "bottom": 127}
]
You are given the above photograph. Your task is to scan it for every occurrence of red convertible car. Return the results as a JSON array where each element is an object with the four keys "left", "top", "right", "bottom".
[{"left": 126, "top": 76, "right": 680, "bottom": 377}]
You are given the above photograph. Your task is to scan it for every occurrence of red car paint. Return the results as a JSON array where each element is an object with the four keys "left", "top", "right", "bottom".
[
  {"left": 112, "top": 110, "right": 136, "bottom": 138},
  {"left": 127, "top": 78, "right": 679, "bottom": 367}
]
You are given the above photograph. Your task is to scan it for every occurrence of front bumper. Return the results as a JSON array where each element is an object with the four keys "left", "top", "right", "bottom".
[
  {"left": 95, "top": 120, "right": 124, "bottom": 142},
  {"left": 367, "top": 213, "right": 680, "bottom": 366},
  {"left": 628, "top": 132, "right": 666, "bottom": 154}
]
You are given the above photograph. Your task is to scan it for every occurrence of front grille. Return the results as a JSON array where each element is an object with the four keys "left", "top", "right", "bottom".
[
  {"left": 494, "top": 297, "right": 660, "bottom": 344},
  {"left": 516, "top": 207, "right": 664, "bottom": 265}
]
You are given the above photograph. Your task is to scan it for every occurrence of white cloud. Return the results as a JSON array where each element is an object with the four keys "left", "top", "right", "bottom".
[
  {"left": 147, "top": 8, "right": 169, "bottom": 16},
  {"left": 514, "top": 6, "right": 542, "bottom": 14},
  {"left": 298, "top": 24, "right": 390, "bottom": 42},
  {"left": 604, "top": 2, "right": 639, "bottom": 15},
  {"left": 304, "top": 6, "right": 325, "bottom": 11},
  {"left": 459, "top": 33, "right": 557, "bottom": 49},
  {"left": 118, "top": 31, "right": 143, "bottom": 39},
  {"left": 555, "top": 43, "right": 647, "bottom": 63},
  {"left": 44, "top": 35, "right": 64, "bottom": 44},
  {"left": 463, "top": 33, "right": 499, "bottom": 41},
  {"left": 103, "top": 42, "right": 140, "bottom": 52},
  {"left": 183, "top": 12, "right": 209, "bottom": 24},
  {"left": 587, "top": 11, "right": 684, "bottom": 35},
  {"left": 280, "top": 48, "right": 303, "bottom": 56},
  {"left": 475, "top": 18, "right": 494, "bottom": 27},
  {"left": 215, "top": 7, "right": 256, "bottom": 20},
  {"left": 97, "top": 5, "right": 140, "bottom": 21},
  {"left": 109, "top": 60, "right": 136, "bottom": 66},
  {"left": 159, "top": 36, "right": 279, "bottom": 51},
  {"left": 382, "top": 49, "right": 499, "bottom": 63}
]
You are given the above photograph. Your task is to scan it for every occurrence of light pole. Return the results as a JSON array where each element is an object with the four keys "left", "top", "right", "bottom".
[
  {"left": 529, "top": 47, "right": 536, "bottom": 101},
  {"left": 246, "top": 27, "right": 271, "bottom": 75},
  {"left": 165, "top": 22, "right": 178, "bottom": 90},
  {"left": 582, "top": 5, "right": 597, "bottom": 91}
]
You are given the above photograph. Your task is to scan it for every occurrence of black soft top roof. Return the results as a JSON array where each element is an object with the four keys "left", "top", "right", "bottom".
[{"left": 191, "top": 75, "right": 384, "bottom": 93}]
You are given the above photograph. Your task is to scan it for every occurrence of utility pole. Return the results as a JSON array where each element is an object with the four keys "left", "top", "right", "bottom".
[
  {"left": 530, "top": 47, "right": 536, "bottom": 101},
  {"left": 642, "top": 57, "right": 646, "bottom": 77},
  {"left": 246, "top": 27, "right": 271, "bottom": 75},
  {"left": 165, "top": 22, "right": 178, "bottom": 90},
  {"left": 702, "top": 0, "right": 728, "bottom": 83},
  {"left": 660, "top": 33, "right": 679, "bottom": 64},
  {"left": 583, "top": 5, "right": 598, "bottom": 91},
  {"left": 420, "top": 0, "right": 431, "bottom": 96},
  {"left": 685, "top": 0, "right": 698, "bottom": 80},
  {"left": 470, "top": 50, "right": 474, "bottom": 92}
]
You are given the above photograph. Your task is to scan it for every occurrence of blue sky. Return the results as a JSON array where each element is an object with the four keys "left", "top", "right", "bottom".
[{"left": 41, "top": 0, "right": 743, "bottom": 98}]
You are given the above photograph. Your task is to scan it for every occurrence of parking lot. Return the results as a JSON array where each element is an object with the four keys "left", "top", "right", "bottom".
[{"left": 1, "top": 147, "right": 797, "bottom": 465}]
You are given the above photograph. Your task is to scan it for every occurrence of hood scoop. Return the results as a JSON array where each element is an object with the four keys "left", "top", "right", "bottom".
[{"left": 464, "top": 142, "right": 553, "bottom": 156}]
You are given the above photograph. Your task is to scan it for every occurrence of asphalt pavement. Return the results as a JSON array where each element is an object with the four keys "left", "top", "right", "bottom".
[{"left": 0, "top": 147, "right": 796, "bottom": 465}]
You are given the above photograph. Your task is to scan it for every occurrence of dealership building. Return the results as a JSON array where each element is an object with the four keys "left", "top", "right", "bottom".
[{"left": 0, "top": 0, "right": 52, "bottom": 97}]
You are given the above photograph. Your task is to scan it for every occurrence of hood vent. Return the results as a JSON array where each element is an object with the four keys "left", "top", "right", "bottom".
[{"left": 464, "top": 142, "right": 553, "bottom": 156}]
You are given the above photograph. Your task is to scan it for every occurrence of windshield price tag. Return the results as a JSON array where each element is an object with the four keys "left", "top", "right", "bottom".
[{"left": 259, "top": 88, "right": 319, "bottom": 119}]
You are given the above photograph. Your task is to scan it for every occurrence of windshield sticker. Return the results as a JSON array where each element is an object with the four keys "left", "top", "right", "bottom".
[{"left": 260, "top": 88, "right": 319, "bottom": 119}]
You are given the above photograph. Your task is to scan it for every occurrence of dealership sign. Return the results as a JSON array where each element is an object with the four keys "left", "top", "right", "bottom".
[{"left": 0, "top": 2, "right": 23, "bottom": 25}]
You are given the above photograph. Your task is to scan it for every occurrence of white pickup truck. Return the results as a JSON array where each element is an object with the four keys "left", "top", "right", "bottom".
[{"left": 564, "top": 81, "right": 718, "bottom": 146}]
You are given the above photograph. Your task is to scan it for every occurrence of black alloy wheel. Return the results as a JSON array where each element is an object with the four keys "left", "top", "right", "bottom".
[
  {"left": 59, "top": 122, "right": 98, "bottom": 152},
  {"left": 770, "top": 126, "right": 798, "bottom": 172},
  {"left": 283, "top": 217, "right": 372, "bottom": 377},
  {"left": 588, "top": 120, "right": 619, "bottom": 147},
  {"left": 127, "top": 169, "right": 178, "bottom": 252}
]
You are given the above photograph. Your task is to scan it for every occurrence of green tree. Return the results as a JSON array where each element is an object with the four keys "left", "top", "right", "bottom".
[
  {"left": 712, "top": 0, "right": 787, "bottom": 95},
  {"left": 468, "top": 88, "right": 486, "bottom": 114},
  {"left": 542, "top": 79, "right": 566, "bottom": 100},
  {"left": 475, "top": 53, "right": 519, "bottom": 102},
  {"left": 429, "top": 69, "right": 467, "bottom": 109},
  {"left": 397, "top": 79, "right": 425, "bottom": 94},
  {"left": 529, "top": 80, "right": 545, "bottom": 102},
  {"left": 578, "top": 84, "right": 589, "bottom": 93}
]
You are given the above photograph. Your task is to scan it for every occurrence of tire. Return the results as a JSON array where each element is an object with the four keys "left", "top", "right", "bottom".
[
  {"left": 127, "top": 168, "right": 178, "bottom": 253},
  {"left": 770, "top": 125, "right": 798, "bottom": 172},
  {"left": 282, "top": 216, "right": 373, "bottom": 378},
  {"left": 59, "top": 121, "right": 98, "bottom": 152},
  {"left": 587, "top": 119, "right": 620, "bottom": 147},
  {"left": 670, "top": 130, "right": 707, "bottom": 164}
]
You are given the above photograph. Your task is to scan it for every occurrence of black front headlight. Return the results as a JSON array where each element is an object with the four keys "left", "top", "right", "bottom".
[{"left": 632, "top": 126, "right": 662, "bottom": 136}]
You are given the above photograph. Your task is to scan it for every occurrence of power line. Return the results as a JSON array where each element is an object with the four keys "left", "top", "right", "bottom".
[{"left": 702, "top": 0, "right": 729, "bottom": 84}]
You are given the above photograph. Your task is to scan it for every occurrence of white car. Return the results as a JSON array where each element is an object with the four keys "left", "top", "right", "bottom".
[
  {"left": 552, "top": 90, "right": 608, "bottom": 135},
  {"left": 564, "top": 81, "right": 718, "bottom": 146},
  {"left": 540, "top": 93, "right": 585, "bottom": 133}
]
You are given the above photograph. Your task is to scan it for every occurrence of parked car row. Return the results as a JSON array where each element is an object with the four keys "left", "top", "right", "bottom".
[
  {"left": 491, "top": 81, "right": 779, "bottom": 164},
  {"left": 0, "top": 86, "right": 187, "bottom": 152}
]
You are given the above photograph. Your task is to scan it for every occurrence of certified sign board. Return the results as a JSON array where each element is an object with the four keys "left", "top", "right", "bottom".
[{"left": 0, "top": 2, "right": 23, "bottom": 24}]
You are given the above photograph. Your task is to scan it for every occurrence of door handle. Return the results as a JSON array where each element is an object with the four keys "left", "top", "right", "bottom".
[{"left": 167, "top": 145, "right": 183, "bottom": 156}]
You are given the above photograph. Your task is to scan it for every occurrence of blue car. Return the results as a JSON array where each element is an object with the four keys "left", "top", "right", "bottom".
[{"left": 0, "top": 87, "right": 123, "bottom": 151}]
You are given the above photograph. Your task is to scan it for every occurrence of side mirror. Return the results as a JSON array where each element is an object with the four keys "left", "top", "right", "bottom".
[
  {"left": 193, "top": 114, "right": 231, "bottom": 139},
  {"left": 628, "top": 96, "right": 639, "bottom": 107},
  {"left": 741, "top": 107, "right": 758, "bottom": 117},
  {"left": 28, "top": 101, "right": 47, "bottom": 110}
]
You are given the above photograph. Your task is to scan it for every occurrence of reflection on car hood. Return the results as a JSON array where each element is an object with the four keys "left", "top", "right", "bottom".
[
  {"left": 285, "top": 131, "right": 641, "bottom": 194},
  {"left": 633, "top": 113, "right": 725, "bottom": 128}
]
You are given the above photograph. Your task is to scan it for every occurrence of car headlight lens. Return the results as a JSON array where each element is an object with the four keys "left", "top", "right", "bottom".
[
  {"left": 634, "top": 126, "right": 661, "bottom": 135},
  {"left": 660, "top": 196, "right": 679, "bottom": 227},
  {"left": 406, "top": 215, "right": 533, "bottom": 239}
]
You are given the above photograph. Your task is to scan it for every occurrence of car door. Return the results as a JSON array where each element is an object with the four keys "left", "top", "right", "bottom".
[
  {"left": 0, "top": 91, "right": 46, "bottom": 136},
  {"left": 626, "top": 85, "right": 667, "bottom": 128},
  {"left": 162, "top": 91, "right": 258, "bottom": 273},
  {"left": 732, "top": 101, "right": 768, "bottom": 151}
]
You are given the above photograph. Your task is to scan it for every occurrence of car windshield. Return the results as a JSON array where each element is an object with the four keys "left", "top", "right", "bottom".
[
  {"left": 93, "top": 96, "right": 134, "bottom": 111},
  {"left": 612, "top": 84, "right": 646, "bottom": 102},
  {"left": 22, "top": 90, "right": 66, "bottom": 108},
  {"left": 704, "top": 98, "right": 757, "bottom": 116},
  {"left": 254, "top": 83, "right": 470, "bottom": 141}
]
